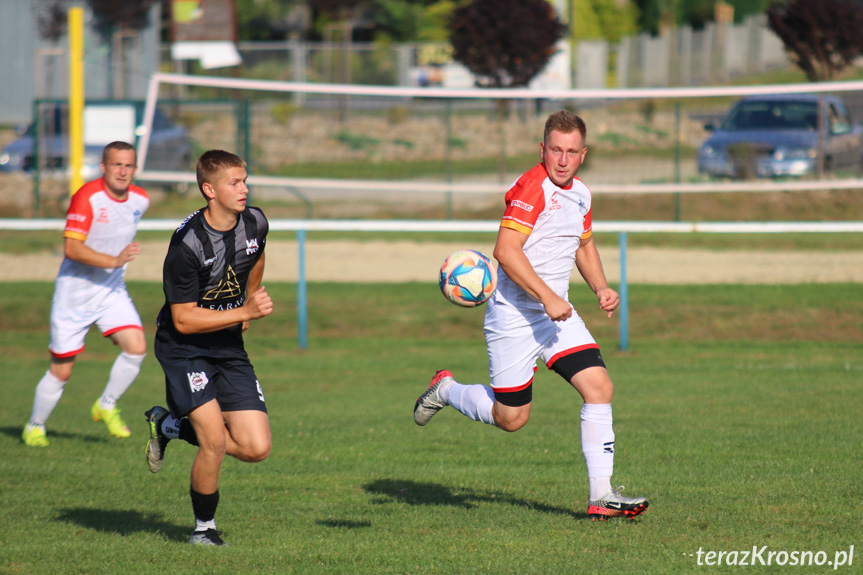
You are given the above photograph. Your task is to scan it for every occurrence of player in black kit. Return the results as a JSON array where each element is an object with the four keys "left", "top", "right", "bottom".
[{"left": 144, "top": 150, "right": 273, "bottom": 547}]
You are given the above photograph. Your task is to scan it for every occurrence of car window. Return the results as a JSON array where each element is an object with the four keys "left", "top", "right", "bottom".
[
  {"left": 828, "top": 103, "right": 851, "bottom": 134},
  {"left": 722, "top": 100, "right": 818, "bottom": 131}
]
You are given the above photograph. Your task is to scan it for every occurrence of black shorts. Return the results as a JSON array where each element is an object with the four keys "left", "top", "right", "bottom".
[
  {"left": 155, "top": 339, "right": 267, "bottom": 418},
  {"left": 550, "top": 346, "right": 606, "bottom": 382},
  {"left": 494, "top": 347, "right": 607, "bottom": 408}
]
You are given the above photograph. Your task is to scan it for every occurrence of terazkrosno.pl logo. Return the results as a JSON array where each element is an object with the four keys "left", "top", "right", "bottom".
[{"left": 689, "top": 545, "right": 854, "bottom": 569}]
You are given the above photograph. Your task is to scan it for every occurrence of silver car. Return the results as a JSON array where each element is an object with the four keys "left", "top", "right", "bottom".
[
  {"left": 697, "top": 94, "right": 863, "bottom": 179},
  {"left": 0, "top": 104, "right": 193, "bottom": 187}
]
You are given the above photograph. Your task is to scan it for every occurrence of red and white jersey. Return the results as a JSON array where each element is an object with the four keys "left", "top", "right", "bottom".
[
  {"left": 495, "top": 163, "right": 593, "bottom": 310},
  {"left": 57, "top": 178, "right": 149, "bottom": 292}
]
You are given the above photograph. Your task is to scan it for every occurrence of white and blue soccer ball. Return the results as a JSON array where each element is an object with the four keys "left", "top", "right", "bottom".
[{"left": 439, "top": 249, "right": 498, "bottom": 307}]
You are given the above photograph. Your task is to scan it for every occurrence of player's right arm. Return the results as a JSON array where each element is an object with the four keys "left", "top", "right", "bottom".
[
  {"left": 493, "top": 226, "right": 572, "bottom": 322},
  {"left": 64, "top": 237, "right": 140, "bottom": 269},
  {"left": 62, "top": 180, "right": 140, "bottom": 269},
  {"left": 170, "top": 290, "right": 273, "bottom": 335}
]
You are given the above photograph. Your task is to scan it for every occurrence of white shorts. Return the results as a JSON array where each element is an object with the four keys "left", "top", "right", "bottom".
[
  {"left": 484, "top": 298, "right": 598, "bottom": 392},
  {"left": 49, "top": 281, "right": 143, "bottom": 358}
]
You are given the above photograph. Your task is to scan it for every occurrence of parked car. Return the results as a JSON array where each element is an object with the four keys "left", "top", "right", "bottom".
[
  {"left": 0, "top": 104, "right": 193, "bottom": 188},
  {"left": 697, "top": 94, "right": 863, "bottom": 179}
]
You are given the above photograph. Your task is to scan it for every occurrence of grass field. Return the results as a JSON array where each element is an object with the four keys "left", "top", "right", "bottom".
[{"left": 1, "top": 281, "right": 860, "bottom": 574}]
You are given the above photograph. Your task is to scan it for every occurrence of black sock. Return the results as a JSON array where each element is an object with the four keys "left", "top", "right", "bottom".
[
  {"left": 178, "top": 418, "right": 199, "bottom": 446},
  {"left": 190, "top": 487, "right": 219, "bottom": 526}
]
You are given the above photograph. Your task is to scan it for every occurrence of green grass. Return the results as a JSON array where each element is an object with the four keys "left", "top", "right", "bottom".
[{"left": 1, "top": 282, "right": 861, "bottom": 574}]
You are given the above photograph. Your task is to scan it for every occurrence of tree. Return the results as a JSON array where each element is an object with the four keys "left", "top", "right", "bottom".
[
  {"left": 235, "top": 0, "right": 292, "bottom": 41},
  {"left": 767, "top": 0, "right": 863, "bottom": 82},
  {"left": 35, "top": 0, "right": 66, "bottom": 44},
  {"left": 88, "top": 0, "right": 157, "bottom": 98},
  {"left": 88, "top": 0, "right": 155, "bottom": 32},
  {"left": 633, "top": 0, "right": 772, "bottom": 34},
  {"left": 450, "top": 0, "right": 568, "bottom": 88},
  {"left": 371, "top": 0, "right": 455, "bottom": 43},
  {"left": 35, "top": 0, "right": 67, "bottom": 97},
  {"left": 573, "top": 0, "right": 639, "bottom": 43}
]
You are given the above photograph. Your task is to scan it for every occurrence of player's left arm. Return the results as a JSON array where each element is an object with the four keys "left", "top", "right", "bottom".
[
  {"left": 575, "top": 234, "right": 618, "bottom": 319},
  {"left": 64, "top": 237, "right": 140, "bottom": 269},
  {"left": 242, "top": 251, "right": 266, "bottom": 332}
]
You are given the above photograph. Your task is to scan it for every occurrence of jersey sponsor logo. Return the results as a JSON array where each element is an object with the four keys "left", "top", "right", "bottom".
[
  {"left": 96, "top": 208, "right": 110, "bottom": 223},
  {"left": 187, "top": 371, "right": 209, "bottom": 392},
  {"left": 203, "top": 265, "right": 242, "bottom": 300},
  {"left": 548, "top": 192, "right": 561, "bottom": 211},
  {"left": 203, "top": 255, "right": 218, "bottom": 267},
  {"left": 67, "top": 213, "right": 87, "bottom": 223},
  {"left": 511, "top": 199, "right": 534, "bottom": 212},
  {"left": 245, "top": 238, "right": 260, "bottom": 255},
  {"left": 205, "top": 298, "right": 245, "bottom": 311}
]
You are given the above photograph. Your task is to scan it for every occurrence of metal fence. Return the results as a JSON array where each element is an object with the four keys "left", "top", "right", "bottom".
[{"left": 157, "top": 14, "right": 790, "bottom": 92}]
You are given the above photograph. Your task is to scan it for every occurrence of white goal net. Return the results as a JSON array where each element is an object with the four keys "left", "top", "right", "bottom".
[{"left": 136, "top": 72, "right": 863, "bottom": 221}]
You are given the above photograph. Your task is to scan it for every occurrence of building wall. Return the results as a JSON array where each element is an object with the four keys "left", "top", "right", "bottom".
[{"left": 0, "top": 0, "right": 160, "bottom": 125}]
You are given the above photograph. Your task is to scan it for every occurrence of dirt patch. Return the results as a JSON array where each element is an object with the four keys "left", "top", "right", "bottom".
[{"left": 2, "top": 240, "right": 861, "bottom": 284}]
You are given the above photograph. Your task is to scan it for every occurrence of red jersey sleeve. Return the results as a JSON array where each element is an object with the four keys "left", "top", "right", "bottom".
[
  {"left": 582, "top": 206, "right": 593, "bottom": 239},
  {"left": 63, "top": 179, "right": 101, "bottom": 241},
  {"left": 500, "top": 164, "right": 547, "bottom": 236}
]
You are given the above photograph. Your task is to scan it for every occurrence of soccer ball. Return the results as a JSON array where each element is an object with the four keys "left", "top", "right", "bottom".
[{"left": 439, "top": 249, "right": 498, "bottom": 307}]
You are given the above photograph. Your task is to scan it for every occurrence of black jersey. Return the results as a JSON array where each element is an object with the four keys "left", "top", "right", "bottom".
[{"left": 156, "top": 206, "right": 268, "bottom": 353}]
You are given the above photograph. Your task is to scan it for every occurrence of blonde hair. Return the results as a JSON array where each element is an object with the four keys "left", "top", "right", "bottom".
[{"left": 196, "top": 150, "right": 246, "bottom": 198}]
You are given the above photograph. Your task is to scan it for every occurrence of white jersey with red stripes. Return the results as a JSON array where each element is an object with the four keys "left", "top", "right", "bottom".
[
  {"left": 48, "top": 178, "right": 149, "bottom": 357},
  {"left": 494, "top": 163, "right": 593, "bottom": 311},
  {"left": 57, "top": 177, "right": 149, "bottom": 290}
]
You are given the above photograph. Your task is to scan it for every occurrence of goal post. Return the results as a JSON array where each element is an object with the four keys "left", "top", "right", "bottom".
[{"left": 137, "top": 71, "right": 863, "bottom": 200}]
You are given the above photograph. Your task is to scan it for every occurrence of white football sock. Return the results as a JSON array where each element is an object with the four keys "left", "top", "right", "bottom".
[
  {"left": 29, "top": 370, "right": 66, "bottom": 427},
  {"left": 98, "top": 352, "right": 145, "bottom": 409},
  {"left": 447, "top": 383, "right": 496, "bottom": 425},
  {"left": 581, "top": 403, "right": 615, "bottom": 500},
  {"left": 195, "top": 518, "right": 217, "bottom": 532},
  {"left": 589, "top": 476, "right": 613, "bottom": 500}
]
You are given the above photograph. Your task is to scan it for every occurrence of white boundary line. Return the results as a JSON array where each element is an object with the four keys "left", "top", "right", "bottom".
[
  {"left": 135, "top": 170, "right": 863, "bottom": 195},
  {"left": 3, "top": 219, "right": 862, "bottom": 234}
]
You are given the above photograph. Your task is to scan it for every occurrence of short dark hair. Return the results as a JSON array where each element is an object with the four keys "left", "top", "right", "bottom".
[
  {"left": 101, "top": 141, "right": 136, "bottom": 164},
  {"left": 543, "top": 111, "right": 587, "bottom": 144},
  {"left": 196, "top": 150, "right": 247, "bottom": 199}
]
